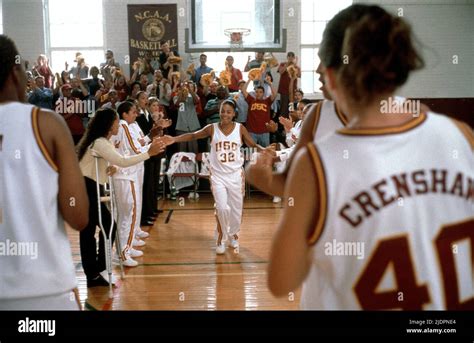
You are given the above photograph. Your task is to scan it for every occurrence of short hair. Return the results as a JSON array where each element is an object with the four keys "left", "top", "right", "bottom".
[
  {"left": 117, "top": 101, "right": 135, "bottom": 119},
  {"left": 200, "top": 54, "right": 207, "bottom": 58},
  {"left": 295, "top": 88, "right": 304, "bottom": 96},
  {"left": 131, "top": 81, "right": 141, "bottom": 89},
  {"left": 255, "top": 86, "right": 265, "bottom": 92},
  {"left": 287, "top": 51, "right": 295, "bottom": 57},
  {"left": 0, "top": 35, "right": 20, "bottom": 91},
  {"left": 298, "top": 98, "right": 312, "bottom": 106}
]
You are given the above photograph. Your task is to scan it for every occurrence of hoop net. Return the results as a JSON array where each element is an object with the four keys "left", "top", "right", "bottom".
[{"left": 224, "top": 28, "right": 251, "bottom": 49}]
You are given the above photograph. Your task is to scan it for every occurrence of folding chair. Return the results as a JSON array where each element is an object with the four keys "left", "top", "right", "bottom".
[
  {"left": 193, "top": 152, "right": 210, "bottom": 197},
  {"left": 168, "top": 154, "right": 198, "bottom": 199}
]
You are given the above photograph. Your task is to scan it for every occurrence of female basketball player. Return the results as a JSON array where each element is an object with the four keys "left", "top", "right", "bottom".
[
  {"left": 162, "top": 99, "right": 271, "bottom": 254},
  {"left": 77, "top": 108, "right": 164, "bottom": 286},
  {"left": 268, "top": 4, "right": 474, "bottom": 310}
]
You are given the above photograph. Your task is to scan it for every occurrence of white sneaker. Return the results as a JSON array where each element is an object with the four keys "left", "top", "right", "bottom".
[
  {"left": 273, "top": 196, "right": 282, "bottom": 203},
  {"left": 216, "top": 243, "right": 226, "bottom": 255},
  {"left": 129, "top": 248, "right": 144, "bottom": 257},
  {"left": 136, "top": 230, "right": 149, "bottom": 239},
  {"left": 99, "top": 270, "right": 118, "bottom": 285},
  {"left": 122, "top": 256, "right": 139, "bottom": 267},
  {"left": 228, "top": 238, "right": 239, "bottom": 249},
  {"left": 133, "top": 238, "right": 146, "bottom": 247},
  {"left": 112, "top": 252, "right": 121, "bottom": 265}
]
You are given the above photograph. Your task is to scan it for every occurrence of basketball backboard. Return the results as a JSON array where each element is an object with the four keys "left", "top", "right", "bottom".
[{"left": 186, "top": 0, "right": 286, "bottom": 52}]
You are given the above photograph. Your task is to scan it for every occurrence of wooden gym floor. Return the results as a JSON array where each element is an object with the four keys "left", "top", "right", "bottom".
[{"left": 68, "top": 192, "right": 301, "bottom": 310}]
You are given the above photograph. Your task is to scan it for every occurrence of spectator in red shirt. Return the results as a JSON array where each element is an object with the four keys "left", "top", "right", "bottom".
[
  {"left": 225, "top": 55, "right": 243, "bottom": 92},
  {"left": 33, "top": 54, "right": 54, "bottom": 89},
  {"left": 277, "top": 51, "right": 301, "bottom": 117},
  {"left": 58, "top": 84, "right": 85, "bottom": 144},
  {"left": 242, "top": 77, "right": 277, "bottom": 147}
]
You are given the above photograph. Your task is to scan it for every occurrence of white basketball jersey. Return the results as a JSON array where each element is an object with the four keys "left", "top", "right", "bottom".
[
  {"left": 302, "top": 112, "right": 474, "bottom": 310},
  {"left": 111, "top": 120, "right": 142, "bottom": 181},
  {"left": 0, "top": 103, "right": 77, "bottom": 299},
  {"left": 129, "top": 122, "right": 149, "bottom": 154},
  {"left": 210, "top": 123, "right": 244, "bottom": 174},
  {"left": 312, "top": 100, "right": 348, "bottom": 142}
]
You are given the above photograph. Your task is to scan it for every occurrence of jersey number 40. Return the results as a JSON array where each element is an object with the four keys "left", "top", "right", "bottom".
[{"left": 354, "top": 219, "right": 473, "bottom": 310}]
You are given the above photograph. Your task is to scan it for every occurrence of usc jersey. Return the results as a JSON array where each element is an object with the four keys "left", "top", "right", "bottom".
[
  {"left": 312, "top": 99, "right": 349, "bottom": 142},
  {"left": 302, "top": 111, "right": 474, "bottom": 310},
  {"left": 209, "top": 123, "right": 244, "bottom": 174}
]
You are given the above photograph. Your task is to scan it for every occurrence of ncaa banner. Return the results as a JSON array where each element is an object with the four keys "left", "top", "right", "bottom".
[{"left": 127, "top": 4, "right": 178, "bottom": 73}]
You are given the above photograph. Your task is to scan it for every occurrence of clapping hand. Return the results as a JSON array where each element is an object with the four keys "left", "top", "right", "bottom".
[
  {"left": 279, "top": 116, "right": 294, "bottom": 132},
  {"left": 265, "top": 120, "right": 278, "bottom": 133},
  {"left": 156, "top": 118, "right": 172, "bottom": 129}
]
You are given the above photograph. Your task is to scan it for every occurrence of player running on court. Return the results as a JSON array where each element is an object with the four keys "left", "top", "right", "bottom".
[{"left": 162, "top": 99, "right": 272, "bottom": 254}]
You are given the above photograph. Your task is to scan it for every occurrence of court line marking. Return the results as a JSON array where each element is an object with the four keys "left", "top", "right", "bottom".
[
  {"left": 140, "top": 260, "right": 268, "bottom": 266},
  {"left": 161, "top": 206, "right": 282, "bottom": 212},
  {"left": 165, "top": 209, "right": 174, "bottom": 223},
  {"left": 124, "top": 271, "right": 267, "bottom": 278}
]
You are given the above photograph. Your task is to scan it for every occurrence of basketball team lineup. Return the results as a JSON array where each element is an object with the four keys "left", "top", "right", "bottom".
[{"left": 0, "top": 0, "right": 473, "bottom": 328}]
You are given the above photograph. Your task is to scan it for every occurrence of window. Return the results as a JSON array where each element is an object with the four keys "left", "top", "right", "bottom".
[
  {"left": 0, "top": 0, "right": 3, "bottom": 34},
  {"left": 192, "top": 0, "right": 280, "bottom": 46},
  {"left": 45, "top": 0, "right": 104, "bottom": 75},
  {"left": 300, "top": 0, "right": 352, "bottom": 96}
]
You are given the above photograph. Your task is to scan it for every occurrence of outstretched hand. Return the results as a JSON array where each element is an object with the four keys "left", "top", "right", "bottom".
[
  {"left": 161, "top": 135, "right": 176, "bottom": 146},
  {"left": 148, "top": 137, "right": 166, "bottom": 156}
]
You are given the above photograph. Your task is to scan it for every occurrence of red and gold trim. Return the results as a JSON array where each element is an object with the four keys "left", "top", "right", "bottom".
[
  {"left": 306, "top": 143, "right": 328, "bottom": 246},
  {"left": 122, "top": 124, "right": 141, "bottom": 154},
  {"left": 72, "top": 288, "right": 82, "bottom": 310},
  {"left": 451, "top": 119, "right": 474, "bottom": 151},
  {"left": 335, "top": 103, "right": 349, "bottom": 126},
  {"left": 31, "top": 107, "right": 58, "bottom": 172},
  {"left": 337, "top": 112, "right": 427, "bottom": 136},
  {"left": 122, "top": 180, "right": 137, "bottom": 260},
  {"left": 311, "top": 101, "right": 323, "bottom": 137}
]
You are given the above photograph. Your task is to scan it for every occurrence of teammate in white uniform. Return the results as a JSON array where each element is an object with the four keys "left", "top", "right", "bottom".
[
  {"left": 162, "top": 99, "right": 269, "bottom": 254},
  {"left": 266, "top": 4, "right": 474, "bottom": 310},
  {"left": 78, "top": 108, "right": 164, "bottom": 282},
  {"left": 0, "top": 35, "right": 89, "bottom": 309},
  {"left": 111, "top": 102, "right": 146, "bottom": 267},
  {"left": 246, "top": 63, "right": 349, "bottom": 196}
]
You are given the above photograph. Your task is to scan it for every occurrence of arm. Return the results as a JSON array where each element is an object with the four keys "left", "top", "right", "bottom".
[
  {"left": 92, "top": 138, "right": 151, "bottom": 167},
  {"left": 242, "top": 79, "right": 250, "bottom": 98},
  {"left": 244, "top": 56, "right": 251, "bottom": 72},
  {"left": 77, "top": 78, "right": 89, "bottom": 97},
  {"left": 128, "top": 67, "right": 139, "bottom": 85},
  {"left": 246, "top": 104, "right": 318, "bottom": 196},
  {"left": 278, "top": 62, "right": 287, "bottom": 75},
  {"left": 38, "top": 110, "right": 89, "bottom": 231},
  {"left": 163, "top": 125, "right": 212, "bottom": 144},
  {"left": 289, "top": 77, "right": 296, "bottom": 103},
  {"left": 240, "top": 125, "right": 265, "bottom": 152},
  {"left": 267, "top": 147, "right": 316, "bottom": 296},
  {"left": 164, "top": 82, "right": 172, "bottom": 101},
  {"left": 269, "top": 82, "right": 277, "bottom": 102}
]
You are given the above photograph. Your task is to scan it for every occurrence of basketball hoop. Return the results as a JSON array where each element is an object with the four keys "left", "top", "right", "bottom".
[{"left": 224, "top": 28, "right": 251, "bottom": 49}]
